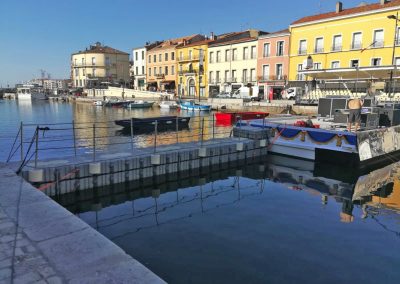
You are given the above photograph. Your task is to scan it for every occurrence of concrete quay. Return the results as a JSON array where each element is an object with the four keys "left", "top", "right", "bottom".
[
  {"left": 19, "top": 137, "right": 269, "bottom": 197},
  {"left": 0, "top": 164, "right": 165, "bottom": 284}
]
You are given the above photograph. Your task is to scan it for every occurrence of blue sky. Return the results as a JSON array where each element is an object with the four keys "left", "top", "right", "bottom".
[{"left": 0, "top": 0, "right": 375, "bottom": 86}]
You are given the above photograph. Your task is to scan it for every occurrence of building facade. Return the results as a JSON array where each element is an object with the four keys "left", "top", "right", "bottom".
[
  {"left": 131, "top": 42, "right": 161, "bottom": 90},
  {"left": 146, "top": 35, "right": 204, "bottom": 92},
  {"left": 289, "top": 0, "right": 400, "bottom": 89},
  {"left": 207, "top": 30, "right": 267, "bottom": 96},
  {"left": 71, "top": 42, "right": 130, "bottom": 88},
  {"left": 257, "top": 29, "right": 290, "bottom": 99}
]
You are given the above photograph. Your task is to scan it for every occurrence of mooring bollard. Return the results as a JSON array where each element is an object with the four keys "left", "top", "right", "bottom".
[
  {"left": 154, "top": 120, "right": 158, "bottom": 154},
  {"left": 72, "top": 120, "right": 77, "bottom": 157},
  {"left": 130, "top": 118, "right": 134, "bottom": 154},
  {"left": 92, "top": 123, "right": 96, "bottom": 161}
]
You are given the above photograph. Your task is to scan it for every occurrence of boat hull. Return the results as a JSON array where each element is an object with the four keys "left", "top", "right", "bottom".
[
  {"left": 215, "top": 111, "right": 269, "bottom": 125},
  {"left": 115, "top": 116, "right": 190, "bottom": 133},
  {"left": 180, "top": 103, "right": 211, "bottom": 111}
]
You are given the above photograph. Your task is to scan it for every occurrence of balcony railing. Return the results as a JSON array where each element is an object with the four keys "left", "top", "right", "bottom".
[
  {"left": 257, "top": 75, "right": 287, "bottom": 82},
  {"left": 155, "top": 73, "right": 165, "bottom": 79},
  {"left": 178, "top": 55, "right": 200, "bottom": 62},
  {"left": 331, "top": 45, "right": 342, "bottom": 52},
  {"left": 224, "top": 77, "right": 237, "bottom": 83},
  {"left": 314, "top": 47, "right": 324, "bottom": 53},
  {"left": 372, "top": 40, "right": 384, "bottom": 48},
  {"left": 350, "top": 42, "right": 362, "bottom": 50},
  {"left": 178, "top": 69, "right": 197, "bottom": 75},
  {"left": 208, "top": 78, "right": 221, "bottom": 84},
  {"left": 298, "top": 49, "right": 307, "bottom": 55}
]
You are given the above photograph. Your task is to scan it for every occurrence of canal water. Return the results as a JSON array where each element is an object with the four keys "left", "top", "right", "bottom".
[
  {"left": 0, "top": 100, "right": 226, "bottom": 162},
  {"left": 56, "top": 155, "right": 400, "bottom": 284}
]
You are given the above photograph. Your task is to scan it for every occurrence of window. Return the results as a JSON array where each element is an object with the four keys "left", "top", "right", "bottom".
[
  {"left": 216, "top": 71, "right": 220, "bottom": 82},
  {"left": 153, "top": 55, "right": 156, "bottom": 63},
  {"left": 75, "top": 80, "right": 78, "bottom": 86},
  {"left": 209, "top": 71, "right": 213, "bottom": 82},
  {"left": 232, "top": 49, "right": 237, "bottom": 61},
  {"left": 165, "top": 53, "right": 168, "bottom": 61},
  {"left": 242, "top": 69, "right": 248, "bottom": 82},
  {"left": 373, "top": 29, "right": 384, "bottom": 47},
  {"left": 371, "top": 58, "right": 381, "bottom": 66},
  {"left": 251, "top": 46, "right": 256, "bottom": 59},
  {"left": 395, "top": 57, "right": 400, "bottom": 66},
  {"left": 209, "top": 52, "right": 214, "bottom": 63},
  {"left": 313, "top": 62, "right": 322, "bottom": 69},
  {"left": 315, "top": 38, "right": 324, "bottom": 53},
  {"left": 148, "top": 55, "right": 151, "bottom": 63},
  {"left": 142, "top": 66, "right": 144, "bottom": 74},
  {"left": 299, "top": 40, "right": 307, "bottom": 55},
  {"left": 250, "top": 68, "right": 256, "bottom": 81},
  {"left": 165, "top": 66, "right": 168, "bottom": 75},
  {"left": 225, "top": 49, "right": 230, "bottom": 61},
  {"left": 82, "top": 69, "right": 86, "bottom": 76},
  {"left": 159, "top": 54, "right": 162, "bottom": 62},
  {"left": 332, "top": 35, "right": 342, "bottom": 51},
  {"left": 262, "top": 65, "right": 269, "bottom": 80},
  {"left": 142, "top": 51, "right": 144, "bottom": 60},
  {"left": 275, "top": 64, "right": 283, "bottom": 79},
  {"left": 154, "top": 67, "right": 156, "bottom": 75},
  {"left": 352, "top": 32, "right": 362, "bottom": 49},
  {"left": 231, "top": 70, "right": 237, "bottom": 81},
  {"left": 350, "top": 59, "right": 359, "bottom": 68},
  {"left": 135, "top": 52, "right": 138, "bottom": 61},
  {"left": 263, "top": 43, "right": 270, "bottom": 57},
  {"left": 225, "top": 70, "right": 229, "bottom": 81},
  {"left": 149, "top": 68, "right": 151, "bottom": 76},
  {"left": 216, "top": 51, "right": 221, "bottom": 62},
  {"left": 243, "top": 47, "right": 249, "bottom": 60},
  {"left": 179, "top": 51, "right": 183, "bottom": 61},
  {"left": 75, "top": 68, "right": 79, "bottom": 76},
  {"left": 276, "top": 41, "right": 284, "bottom": 56},
  {"left": 159, "top": 67, "right": 162, "bottom": 75},
  {"left": 91, "top": 57, "right": 96, "bottom": 65},
  {"left": 81, "top": 58, "right": 85, "bottom": 65},
  {"left": 92, "top": 68, "right": 96, "bottom": 76},
  {"left": 74, "top": 58, "right": 77, "bottom": 65},
  {"left": 171, "top": 66, "right": 175, "bottom": 75},
  {"left": 135, "top": 66, "right": 138, "bottom": 75},
  {"left": 105, "top": 57, "right": 110, "bottom": 66},
  {"left": 397, "top": 27, "right": 400, "bottom": 45},
  {"left": 189, "top": 50, "right": 193, "bottom": 60},
  {"left": 171, "top": 52, "right": 175, "bottom": 60},
  {"left": 331, "top": 61, "right": 340, "bottom": 68},
  {"left": 297, "top": 64, "right": 305, "bottom": 80}
]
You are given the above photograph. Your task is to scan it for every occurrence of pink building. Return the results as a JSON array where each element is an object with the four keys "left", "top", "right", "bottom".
[{"left": 257, "top": 29, "right": 290, "bottom": 100}]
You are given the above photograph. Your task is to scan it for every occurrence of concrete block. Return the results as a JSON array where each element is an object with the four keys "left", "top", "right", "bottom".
[
  {"left": 259, "top": 139, "right": 267, "bottom": 147},
  {"left": 236, "top": 142, "right": 244, "bottom": 151},
  {"left": 89, "top": 163, "right": 101, "bottom": 175},
  {"left": 28, "top": 169, "right": 44, "bottom": 183},
  {"left": 198, "top": 148, "right": 207, "bottom": 157},
  {"left": 151, "top": 154, "right": 161, "bottom": 165}
]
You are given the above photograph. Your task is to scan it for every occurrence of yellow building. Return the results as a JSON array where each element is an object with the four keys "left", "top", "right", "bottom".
[
  {"left": 289, "top": 0, "right": 400, "bottom": 88},
  {"left": 176, "top": 39, "right": 210, "bottom": 97},
  {"left": 71, "top": 42, "right": 129, "bottom": 88}
]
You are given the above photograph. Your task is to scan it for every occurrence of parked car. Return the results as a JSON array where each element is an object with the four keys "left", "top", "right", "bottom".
[{"left": 231, "top": 86, "right": 262, "bottom": 101}]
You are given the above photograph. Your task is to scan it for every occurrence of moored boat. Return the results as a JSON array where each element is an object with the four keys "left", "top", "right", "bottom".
[
  {"left": 115, "top": 116, "right": 190, "bottom": 133},
  {"left": 159, "top": 101, "right": 178, "bottom": 109},
  {"left": 215, "top": 111, "right": 269, "bottom": 125},
  {"left": 126, "top": 100, "right": 154, "bottom": 109},
  {"left": 179, "top": 101, "right": 211, "bottom": 111},
  {"left": 93, "top": 100, "right": 103, "bottom": 106},
  {"left": 16, "top": 85, "right": 48, "bottom": 100}
]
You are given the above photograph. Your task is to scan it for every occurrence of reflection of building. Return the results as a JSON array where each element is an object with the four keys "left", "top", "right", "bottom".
[
  {"left": 71, "top": 42, "right": 129, "bottom": 88},
  {"left": 289, "top": 0, "right": 400, "bottom": 85},
  {"left": 257, "top": 29, "right": 290, "bottom": 99},
  {"left": 146, "top": 34, "right": 205, "bottom": 92},
  {"left": 208, "top": 30, "right": 268, "bottom": 95},
  {"left": 131, "top": 42, "right": 161, "bottom": 90}
]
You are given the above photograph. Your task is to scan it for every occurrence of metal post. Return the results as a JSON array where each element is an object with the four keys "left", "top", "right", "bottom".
[
  {"left": 238, "top": 116, "right": 242, "bottom": 141},
  {"left": 389, "top": 12, "right": 399, "bottom": 97},
  {"left": 130, "top": 118, "right": 134, "bottom": 153},
  {"left": 212, "top": 114, "right": 215, "bottom": 139},
  {"left": 175, "top": 116, "right": 179, "bottom": 144},
  {"left": 93, "top": 123, "right": 96, "bottom": 161},
  {"left": 72, "top": 120, "right": 77, "bottom": 157},
  {"left": 20, "top": 122, "right": 23, "bottom": 162},
  {"left": 201, "top": 117, "right": 204, "bottom": 147},
  {"left": 154, "top": 120, "right": 158, "bottom": 153},
  {"left": 34, "top": 126, "right": 39, "bottom": 168}
]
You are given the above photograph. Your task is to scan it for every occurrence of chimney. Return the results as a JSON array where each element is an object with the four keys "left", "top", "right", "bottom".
[
  {"left": 380, "top": 0, "right": 388, "bottom": 5},
  {"left": 336, "top": 1, "right": 343, "bottom": 13}
]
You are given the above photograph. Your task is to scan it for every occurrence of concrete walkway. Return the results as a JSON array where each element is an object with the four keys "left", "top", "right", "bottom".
[{"left": 0, "top": 164, "right": 165, "bottom": 284}]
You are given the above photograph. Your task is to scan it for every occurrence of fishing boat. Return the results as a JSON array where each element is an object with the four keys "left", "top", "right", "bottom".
[
  {"left": 104, "top": 99, "right": 133, "bottom": 108},
  {"left": 179, "top": 101, "right": 211, "bottom": 111},
  {"left": 16, "top": 85, "right": 48, "bottom": 100},
  {"left": 215, "top": 111, "right": 269, "bottom": 125},
  {"left": 159, "top": 101, "right": 178, "bottom": 109},
  {"left": 115, "top": 116, "right": 190, "bottom": 133},
  {"left": 126, "top": 100, "right": 154, "bottom": 109}
]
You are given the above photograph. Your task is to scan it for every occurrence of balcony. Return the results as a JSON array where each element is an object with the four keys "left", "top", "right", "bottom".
[
  {"left": 298, "top": 49, "right": 307, "bottom": 55},
  {"left": 350, "top": 42, "right": 362, "bottom": 50},
  {"left": 178, "top": 69, "right": 197, "bottom": 75},
  {"left": 155, "top": 73, "right": 165, "bottom": 79},
  {"left": 314, "top": 47, "right": 324, "bottom": 53},
  {"left": 331, "top": 45, "right": 342, "bottom": 52},
  {"left": 224, "top": 77, "right": 237, "bottom": 83},
  {"left": 257, "top": 75, "right": 287, "bottom": 82},
  {"left": 178, "top": 55, "right": 200, "bottom": 62}
]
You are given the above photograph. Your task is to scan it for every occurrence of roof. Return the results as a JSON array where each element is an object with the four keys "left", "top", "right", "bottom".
[
  {"left": 259, "top": 29, "right": 289, "bottom": 39},
  {"left": 176, "top": 38, "right": 214, "bottom": 48},
  {"left": 149, "top": 34, "right": 202, "bottom": 51},
  {"left": 73, "top": 43, "right": 129, "bottom": 55},
  {"left": 291, "top": 0, "right": 400, "bottom": 26},
  {"left": 209, "top": 30, "right": 268, "bottom": 47}
]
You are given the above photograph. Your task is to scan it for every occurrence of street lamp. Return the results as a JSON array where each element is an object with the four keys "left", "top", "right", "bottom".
[{"left": 387, "top": 12, "right": 399, "bottom": 97}]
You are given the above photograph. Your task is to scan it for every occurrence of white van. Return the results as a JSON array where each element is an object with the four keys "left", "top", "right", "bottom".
[
  {"left": 232, "top": 86, "right": 262, "bottom": 101},
  {"left": 281, "top": 87, "right": 305, "bottom": 100}
]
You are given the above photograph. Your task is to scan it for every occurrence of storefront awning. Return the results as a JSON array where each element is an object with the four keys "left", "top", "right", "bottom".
[{"left": 299, "top": 65, "right": 400, "bottom": 80}]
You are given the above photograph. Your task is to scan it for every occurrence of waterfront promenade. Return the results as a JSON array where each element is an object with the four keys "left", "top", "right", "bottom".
[{"left": 0, "top": 164, "right": 165, "bottom": 283}]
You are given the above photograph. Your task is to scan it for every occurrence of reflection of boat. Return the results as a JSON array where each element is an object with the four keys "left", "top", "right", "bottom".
[
  {"left": 115, "top": 116, "right": 190, "bottom": 133},
  {"left": 126, "top": 101, "right": 154, "bottom": 109},
  {"left": 180, "top": 101, "right": 211, "bottom": 111},
  {"left": 93, "top": 101, "right": 103, "bottom": 106},
  {"left": 215, "top": 111, "right": 269, "bottom": 125},
  {"left": 16, "top": 85, "right": 48, "bottom": 100},
  {"left": 159, "top": 101, "right": 178, "bottom": 109}
]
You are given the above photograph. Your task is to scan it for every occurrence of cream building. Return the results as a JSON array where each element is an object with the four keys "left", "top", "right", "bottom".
[
  {"left": 71, "top": 42, "right": 129, "bottom": 88},
  {"left": 207, "top": 30, "right": 267, "bottom": 95}
]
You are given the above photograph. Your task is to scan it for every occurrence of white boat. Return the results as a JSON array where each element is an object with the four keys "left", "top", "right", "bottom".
[
  {"left": 126, "top": 100, "right": 154, "bottom": 109},
  {"left": 16, "top": 85, "right": 47, "bottom": 100},
  {"left": 93, "top": 101, "right": 103, "bottom": 106},
  {"left": 159, "top": 101, "right": 178, "bottom": 109},
  {"left": 179, "top": 100, "right": 211, "bottom": 111}
]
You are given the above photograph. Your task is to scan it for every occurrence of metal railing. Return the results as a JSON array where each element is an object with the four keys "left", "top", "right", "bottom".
[{"left": 6, "top": 115, "right": 253, "bottom": 173}]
